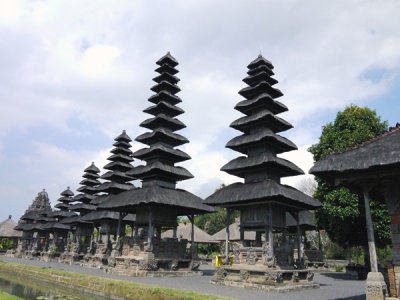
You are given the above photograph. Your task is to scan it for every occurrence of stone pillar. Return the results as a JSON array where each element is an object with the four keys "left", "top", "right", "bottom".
[
  {"left": 383, "top": 182, "right": 400, "bottom": 297},
  {"left": 296, "top": 211, "right": 302, "bottom": 263}
]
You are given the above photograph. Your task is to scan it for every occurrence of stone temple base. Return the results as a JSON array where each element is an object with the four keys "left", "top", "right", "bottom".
[{"left": 211, "top": 265, "right": 319, "bottom": 292}]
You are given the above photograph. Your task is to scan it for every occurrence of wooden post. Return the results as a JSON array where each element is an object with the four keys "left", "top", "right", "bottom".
[
  {"left": 189, "top": 215, "right": 195, "bottom": 258},
  {"left": 296, "top": 211, "right": 302, "bottom": 262},
  {"left": 318, "top": 229, "right": 322, "bottom": 251},
  {"left": 116, "top": 212, "right": 122, "bottom": 240},
  {"left": 268, "top": 204, "right": 274, "bottom": 257},
  {"left": 173, "top": 225, "right": 177, "bottom": 238},
  {"left": 148, "top": 207, "right": 153, "bottom": 249},
  {"left": 225, "top": 209, "right": 230, "bottom": 258},
  {"left": 363, "top": 186, "right": 378, "bottom": 272}
]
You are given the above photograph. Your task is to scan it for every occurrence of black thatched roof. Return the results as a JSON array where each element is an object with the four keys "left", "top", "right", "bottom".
[
  {"left": 226, "top": 128, "right": 297, "bottom": 155},
  {"left": 61, "top": 187, "right": 74, "bottom": 197},
  {"left": 14, "top": 223, "right": 37, "bottom": 231},
  {"left": 101, "top": 170, "right": 134, "bottom": 183},
  {"left": 107, "top": 153, "right": 133, "bottom": 163},
  {"left": 84, "top": 162, "right": 100, "bottom": 174},
  {"left": 140, "top": 114, "right": 186, "bottom": 131},
  {"left": 96, "top": 182, "right": 134, "bottom": 194},
  {"left": 98, "top": 184, "right": 215, "bottom": 215},
  {"left": 48, "top": 210, "right": 77, "bottom": 218},
  {"left": 230, "top": 110, "right": 292, "bottom": 133},
  {"left": 69, "top": 203, "right": 96, "bottom": 213},
  {"left": 115, "top": 130, "right": 132, "bottom": 142},
  {"left": 221, "top": 152, "right": 304, "bottom": 178},
  {"left": 60, "top": 215, "right": 91, "bottom": 225},
  {"left": 135, "top": 128, "right": 189, "bottom": 147},
  {"left": 310, "top": 126, "right": 400, "bottom": 182},
  {"left": 286, "top": 210, "right": 316, "bottom": 232},
  {"left": 41, "top": 222, "right": 70, "bottom": 231},
  {"left": 204, "top": 179, "right": 321, "bottom": 210},
  {"left": 128, "top": 162, "right": 193, "bottom": 182},
  {"left": 133, "top": 144, "right": 191, "bottom": 163},
  {"left": 235, "top": 93, "right": 287, "bottom": 116},
  {"left": 81, "top": 210, "right": 120, "bottom": 222},
  {"left": 144, "top": 101, "right": 184, "bottom": 117},
  {"left": 156, "top": 52, "right": 179, "bottom": 67},
  {"left": 73, "top": 193, "right": 95, "bottom": 203},
  {"left": 248, "top": 55, "right": 274, "bottom": 69}
]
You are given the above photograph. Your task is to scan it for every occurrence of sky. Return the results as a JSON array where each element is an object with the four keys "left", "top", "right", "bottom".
[{"left": 0, "top": 0, "right": 399, "bottom": 222}]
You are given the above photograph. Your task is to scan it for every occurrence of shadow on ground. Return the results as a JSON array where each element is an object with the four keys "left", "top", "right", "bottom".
[{"left": 321, "top": 272, "right": 362, "bottom": 281}]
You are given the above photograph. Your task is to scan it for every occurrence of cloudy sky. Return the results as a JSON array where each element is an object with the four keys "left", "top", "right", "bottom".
[{"left": 1, "top": 0, "right": 399, "bottom": 222}]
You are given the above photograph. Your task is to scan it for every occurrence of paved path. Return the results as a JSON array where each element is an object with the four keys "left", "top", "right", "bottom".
[{"left": 0, "top": 256, "right": 365, "bottom": 300}]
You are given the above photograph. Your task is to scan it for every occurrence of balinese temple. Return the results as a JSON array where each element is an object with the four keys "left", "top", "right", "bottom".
[
  {"left": 98, "top": 53, "right": 215, "bottom": 274},
  {"left": 41, "top": 187, "right": 77, "bottom": 260},
  {"left": 61, "top": 163, "right": 100, "bottom": 262},
  {"left": 310, "top": 123, "right": 400, "bottom": 299},
  {"left": 14, "top": 189, "right": 53, "bottom": 258},
  {"left": 81, "top": 130, "right": 136, "bottom": 267},
  {"left": 204, "top": 55, "right": 321, "bottom": 290}
]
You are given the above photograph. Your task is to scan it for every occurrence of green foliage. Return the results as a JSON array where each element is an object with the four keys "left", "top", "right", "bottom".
[
  {"left": 195, "top": 184, "right": 239, "bottom": 235},
  {"left": 333, "top": 265, "right": 345, "bottom": 272},
  {"left": 0, "top": 238, "right": 14, "bottom": 250},
  {"left": 195, "top": 207, "right": 239, "bottom": 236},
  {"left": 324, "top": 241, "right": 346, "bottom": 259},
  {"left": 309, "top": 105, "right": 391, "bottom": 250}
]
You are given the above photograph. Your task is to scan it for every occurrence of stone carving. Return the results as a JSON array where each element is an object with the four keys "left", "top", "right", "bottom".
[
  {"left": 240, "top": 269, "right": 249, "bottom": 280},
  {"left": 307, "top": 272, "right": 314, "bottom": 282},
  {"left": 139, "top": 258, "right": 158, "bottom": 270},
  {"left": 132, "top": 244, "right": 140, "bottom": 256},
  {"left": 247, "top": 248, "right": 257, "bottom": 265},
  {"left": 170, "top": 260, "right": 179, "bottom": 270},
  {"left": 271, "top": 271, "right": 282, "bottom": 283},
  {"left": 262, "top": 242, "right": 276, "bottom": 268},
  {"left": 215, "top": 268, "right": 227, "bottom": 280},
  {"left": 293, "top": 271, "right": 299, "bottom": 282},
  {"left": 190, "top": 260, "right": 200, "bottom": 271},
  {"left": 232, "top": 243, "right": 241, "bottom": 264}
]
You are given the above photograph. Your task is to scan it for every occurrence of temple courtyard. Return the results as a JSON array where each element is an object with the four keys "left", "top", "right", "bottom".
[{"left": 0, "top": 255, "right": 365, "bottom": 300}]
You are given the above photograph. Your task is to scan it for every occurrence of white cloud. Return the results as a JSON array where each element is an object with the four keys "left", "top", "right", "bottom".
[{"left": 1, "top": 0, "right": 400, "bottom": 220}]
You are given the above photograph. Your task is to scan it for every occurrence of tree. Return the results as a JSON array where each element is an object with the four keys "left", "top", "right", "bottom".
[
  {"left": 308, "top": 106, "right": 391, "bottom": 265},
  {"left": 195, "top": 184, "right": 239, "bottom": 235}
]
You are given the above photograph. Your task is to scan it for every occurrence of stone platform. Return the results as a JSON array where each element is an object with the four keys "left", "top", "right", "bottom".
[{"left": 211, "top": 264, "right": 319, "bottom": 292}]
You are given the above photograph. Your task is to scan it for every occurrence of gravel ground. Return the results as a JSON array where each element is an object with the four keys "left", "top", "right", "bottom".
[{"left": 0, "top": 256, "right": 365, "bottom": 300}]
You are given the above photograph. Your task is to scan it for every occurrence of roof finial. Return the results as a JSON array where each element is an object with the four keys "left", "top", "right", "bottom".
[
  {"left": 8, "top": 215, "right": 11, "bottom": 219},
  {"left": 91, "top": 161, "right": 94, "bottom": 165},
  {"left": 258, "top": 51, "right": 262, "bottom": 58},
  {"left": 123, "top": 129, "right": 126, "bottom": 133}
]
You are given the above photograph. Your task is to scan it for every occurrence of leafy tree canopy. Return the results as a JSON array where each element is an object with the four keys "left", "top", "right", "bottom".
[
  {"left": 309, "top": 105, "right": 391, "bottom": 249},
  {"left": 195, "top": 184, "right": 239, "bottom": 235}
]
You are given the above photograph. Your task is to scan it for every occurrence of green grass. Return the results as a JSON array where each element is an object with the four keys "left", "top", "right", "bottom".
[
  {"left": 0, "top": 290, "right": 22, "bottom": 300},
  {"left": 0, "top": 260, "right": 230, "bottom": 300}
]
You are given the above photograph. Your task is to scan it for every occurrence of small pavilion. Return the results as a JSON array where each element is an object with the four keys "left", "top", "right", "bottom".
[
  {"left": 0, "top": 216, "right": 21, "bottom": 252},
  {"left": 310, "top": 123, "right": 400, "bottom": 299}
]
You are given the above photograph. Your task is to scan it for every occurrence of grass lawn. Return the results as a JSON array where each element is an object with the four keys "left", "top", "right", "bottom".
[
  {"left": 0, "top": 260, "right": 230, "bottom": 300},
  {"left": 0, "top": 290, "right": 22, "bottom": 300}
]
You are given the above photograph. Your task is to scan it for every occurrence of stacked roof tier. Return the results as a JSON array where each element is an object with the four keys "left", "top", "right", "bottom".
[
  {"left": 83, "top": 131, "right": 136, "bottom": 227},
  {"left": 205, "top": 55, "right": 320, "bottom": 210},
  {"left": 45, "top": 187, "right": 77, "bottom": 231},
  {"left": 97, "top": 130, "right": 135, "bottom": 194},
  {"left": 67, "top": 163, "right": 100, "bottom": 217},
  {"left": 98, "top": 53, "right": 214, "bottom": 221},
  {"left": 128, "top": 52, "right": 193, "bottom": 188}
]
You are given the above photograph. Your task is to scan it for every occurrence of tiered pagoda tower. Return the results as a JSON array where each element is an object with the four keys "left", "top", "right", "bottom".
[
  {"left": 99, "top": 53, "right": 214, "bottom": 273},
  {"left": 205, "top": 55, "right": 321, "bottom": 288},
  {"left": 82, "top": 131, "right": 136, "bottom": 243},
  {"left": 42, "top": 187, "right": 77, "bottom": 259},
  {"left": 130, "top": 52, "right": 192, "bottom": 189},
  {"left": 61, "top": 163, "right": 100, "bottom": 258},
  {"left": 14, "top": 190, "right": 54, "bottom": 257}
]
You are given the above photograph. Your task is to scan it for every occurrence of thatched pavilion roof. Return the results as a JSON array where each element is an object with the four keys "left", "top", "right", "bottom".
[
  {"left": 210, "top": 220, "right": 256, "bottom": 242},
  {"left": 161, "top": 222, "right": 216, "bottom": 243},
  {"left": 310, "top": 125, "right": 400, "bottom": 183},
  {"left": 0, "top": 216, "right": 22, "bottom": 238}
]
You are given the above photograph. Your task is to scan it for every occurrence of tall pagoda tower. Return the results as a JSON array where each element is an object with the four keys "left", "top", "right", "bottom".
[
  {"left": 82, "top": 130, "right": 136, "bottom": 241},
  {"left": 43, "top": 187, "right": 77, "bottom": 259},
  {"left": 130, "top": 52, "right": 192, "bottom": 189},
  {"left": 205, "top": 55, "right": 321, "bottom": 287},
  {"left": 62, "top": 163, "right": 100, "bottom": 256},
  {"left": 99, "top": 53, "right": 214, "bottom": 273}
]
